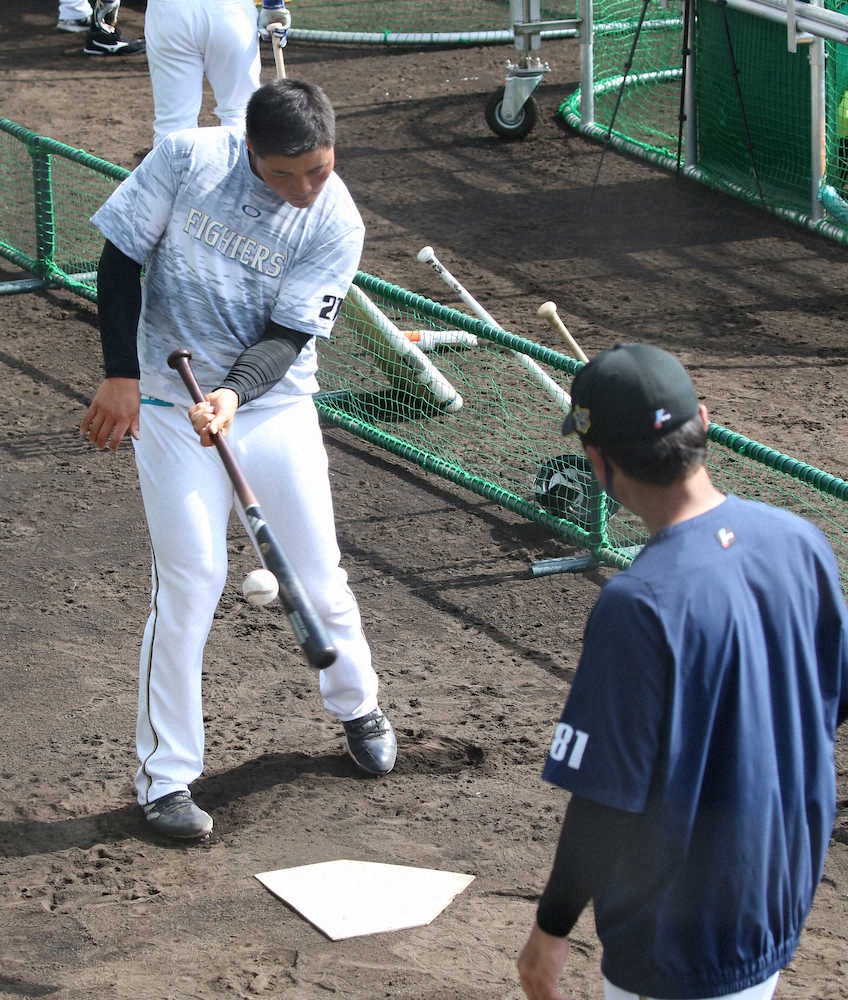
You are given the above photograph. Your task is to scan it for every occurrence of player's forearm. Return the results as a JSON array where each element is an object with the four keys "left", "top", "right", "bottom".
[
  {"left": 537, "top": 794, "right": 636, "bottom": 936},
  {"left": 97, "top": 240, "right": 142, "bottom": 379},
  {"left": 217, "top": 323, "right": 311, "bottom": 405}
]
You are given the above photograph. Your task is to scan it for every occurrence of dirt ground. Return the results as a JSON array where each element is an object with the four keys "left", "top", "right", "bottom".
[{"left": 1, "top": 2, "right": 847, "bottom": 998}]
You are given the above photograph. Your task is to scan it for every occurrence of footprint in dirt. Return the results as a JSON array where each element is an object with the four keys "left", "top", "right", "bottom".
[{"left": 394, "top": 733, "right": 484, "bottom": 775}]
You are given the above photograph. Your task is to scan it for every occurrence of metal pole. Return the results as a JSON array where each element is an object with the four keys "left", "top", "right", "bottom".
[{"left": 580, "top": 0, "right": 595, "bottom": 126}]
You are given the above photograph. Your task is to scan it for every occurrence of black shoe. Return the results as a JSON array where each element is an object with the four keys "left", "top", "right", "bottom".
[
  {"left": 343, "top": 708, "right": 397, "bottom": 776},
  {"left": 142, "top": 791, "right": 213, "bottom": 840},
  {"left": 84, "top": 25, "right": 145, "bottom": 55}
]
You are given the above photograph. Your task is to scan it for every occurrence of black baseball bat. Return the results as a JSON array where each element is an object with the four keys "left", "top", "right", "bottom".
[{"left": 167, "top": 348, "right": 337, "bottom": 670}]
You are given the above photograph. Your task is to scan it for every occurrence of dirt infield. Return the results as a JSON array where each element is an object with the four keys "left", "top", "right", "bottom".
[{"left": 1, "top": 2, "right": 846, "bottom": 998}]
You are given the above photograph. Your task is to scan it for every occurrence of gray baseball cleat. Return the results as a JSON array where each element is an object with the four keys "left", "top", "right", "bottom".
[
  {"left": 142, "top": 791, "right": 213, "bottom": 840},
  {"left": 343, "top": 708, "right": 397, "bottom": 776}
]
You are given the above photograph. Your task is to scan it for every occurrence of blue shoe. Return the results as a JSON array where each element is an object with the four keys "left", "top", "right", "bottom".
[
  {"left": 343, "top": 708, "right": 397, "bottom": 776},
  {"left": 142, "top": 791, "right": 213, "bottom": 840}
]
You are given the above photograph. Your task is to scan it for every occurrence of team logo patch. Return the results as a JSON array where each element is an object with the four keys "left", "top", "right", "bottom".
[
  {"left": 572, "top": 404, "right": 591, "bottom": 436},
  {"left": 241, "top": 204, "right": 261, "bottom": 218},
  {"left": 653, "top": 407, "right": 672, "bottom": 429},
  {"left": 716, "top": 527, "right": 736, "bottom": 549}
]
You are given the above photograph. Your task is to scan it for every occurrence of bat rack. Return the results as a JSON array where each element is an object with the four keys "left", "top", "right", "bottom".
[{"left": 485, "top": 0, "right": 581, "bottom": 140}]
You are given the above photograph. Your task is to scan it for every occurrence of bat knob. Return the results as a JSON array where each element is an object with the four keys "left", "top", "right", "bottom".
[
  {"left": 167, "top": 348, "right": 193, "bottom": 369},
  {"left": 537, "top": 301, "right": 557, "bottom": 319},
  {"left": 417, "top": 246, "right": 435, "bottom": 263}
]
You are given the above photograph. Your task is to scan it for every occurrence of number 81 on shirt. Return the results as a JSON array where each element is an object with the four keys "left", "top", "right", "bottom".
[{"left": 549, "top": 723, "right": 589, "bottom": 770}]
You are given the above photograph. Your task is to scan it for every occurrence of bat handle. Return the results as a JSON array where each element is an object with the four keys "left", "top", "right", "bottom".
[
  {"left": 537, "top": 302, "right": 589, "bottom": 363},
  {"left": 167, "top": 348, "right": 259, "bottom": 508}
]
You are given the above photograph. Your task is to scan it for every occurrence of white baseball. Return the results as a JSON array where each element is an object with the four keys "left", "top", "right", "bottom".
[{"left": 242, "top": 569, "right": 279, "bottom": 607}]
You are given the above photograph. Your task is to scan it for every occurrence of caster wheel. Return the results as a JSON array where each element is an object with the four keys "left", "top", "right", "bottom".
[{"left": 485, "top": 86, "right": 538, "bottom": 140}]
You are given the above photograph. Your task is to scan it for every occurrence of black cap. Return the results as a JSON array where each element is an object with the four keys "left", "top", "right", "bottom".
[{"left": 562, "top": 343, "right": 699, "bottom": 446}]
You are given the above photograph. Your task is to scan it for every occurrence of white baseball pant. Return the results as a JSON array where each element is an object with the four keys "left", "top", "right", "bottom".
[
  {"left": 58, "top": 0, "right": 92, "bottom": 19},
  {"left": 603, "top": 971, "right": 780, "bottom": 1000},
  {"left": 144, "top": 0, "right": 261, "bottom": 146},
  {"left": 132, "top": 394, "right": 380, "bottom": 805}
]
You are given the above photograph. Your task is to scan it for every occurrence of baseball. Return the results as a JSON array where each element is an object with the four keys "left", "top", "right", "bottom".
[{"left": 242, "top": 568, "right": 279, "bottom": 607}]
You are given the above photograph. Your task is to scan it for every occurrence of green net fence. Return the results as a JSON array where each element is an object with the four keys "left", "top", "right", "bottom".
[
  {"left": 0, "top": 120, "right": 127, "bottom": 301},
  {"left": 562, "top": 0, "right": 848, "bottom": 242},
  {"left": 3, "top": 117, "right": 848, "bottom": 591},
  {"left": 285, "top": 0, "right": 576, "bottom": 44}
]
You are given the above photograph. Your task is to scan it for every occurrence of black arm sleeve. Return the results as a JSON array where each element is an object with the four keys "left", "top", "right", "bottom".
[
  {"left": 536, "top": 794, "right": 641, "bottom": 937},
  {"left": 216, "top": 322, "right": 312, "bottom": 406},
  {"left": 97, "top": 240, "right": 143, "bottom": 379}
]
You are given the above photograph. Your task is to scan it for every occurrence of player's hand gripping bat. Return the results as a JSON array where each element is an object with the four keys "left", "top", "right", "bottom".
[{"left": 167, "top": 349, "right": 337, "bottom": 671}]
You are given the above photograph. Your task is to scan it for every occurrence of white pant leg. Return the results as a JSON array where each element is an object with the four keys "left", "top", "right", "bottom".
[
  {"left": 202, "top": 0, "right": 261, "bottom": 130},
  {"left": 133, "top": 403, "right": 234, "bottom": 804},
  {"left": 58, "top": 0, "right": 92, "bottom": 20},
  {"left": 603, "top": 971, "right": 780, "bottom": 1000},
  {"left": 229, "top": 397, "right": 380, "bottom": 720},
  {"left": 145, "top": 0, "right": 259, "bottom": 146}
]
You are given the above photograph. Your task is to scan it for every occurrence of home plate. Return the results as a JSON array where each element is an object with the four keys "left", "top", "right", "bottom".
[{"left": 255, "top": 859, "right": 475, "bottom": 940}]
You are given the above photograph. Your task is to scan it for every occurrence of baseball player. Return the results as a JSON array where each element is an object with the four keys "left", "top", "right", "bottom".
[
  {"left": 144, "top": 0, "right": 289, "bottom": 146},
  {"left": 80, "top": 78, "right": 397, "bottom": 841},
  {"left": 517, "top": 344, "right": 848, "bottom": 1000}
]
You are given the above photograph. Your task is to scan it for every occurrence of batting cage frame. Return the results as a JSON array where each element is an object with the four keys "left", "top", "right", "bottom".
[
  {"left": 561, "top": 0, "right": 848, "bottom": 242},
  {"left": 2, "top": 117, "right": 848, "bottom": 590},
  {"left": 282, "top": 0, "right": 578, "bottom": 46}
]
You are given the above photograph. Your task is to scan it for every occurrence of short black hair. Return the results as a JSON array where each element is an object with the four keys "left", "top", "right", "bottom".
[
  {"left": 246, "top": 79, "right": 336, "bottom": 158},
  {"left": 601, "top": 413, "right": 707, "bottom": 485}
]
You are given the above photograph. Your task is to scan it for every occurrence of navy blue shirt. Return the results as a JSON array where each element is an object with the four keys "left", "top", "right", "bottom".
[{"left": 543, "top": 495, "right": 848, "bottom": 999}]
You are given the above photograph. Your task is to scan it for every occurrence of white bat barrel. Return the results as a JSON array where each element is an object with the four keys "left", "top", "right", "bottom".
[
  {"left": 346, "top": 284, "right": 463, "bottom": 412},
  {"left": 417, "top": 246, "right": 570, "bottom": 411}
]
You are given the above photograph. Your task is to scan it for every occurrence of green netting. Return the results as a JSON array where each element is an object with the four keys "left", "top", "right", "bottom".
[
  {"left": 581, "top": 0, "right": 685, "bottom": 156},
  {"left": 695, "top": 4, "right": 812, "bottom": 206},
  {"left": 286, "top": 0, "right": 576, "bottom": 44},
  {"left": 317, "top": 277, "right": 848, "bottom": 589},
  {"left": 560, "top": 0, "right": 848, "bottom": 242},
  {"left": 3, "top": 118, "right": 848, "bottom": 591},
  {"left": 0, "top": 119, "right": 128, "bottom": 300}
]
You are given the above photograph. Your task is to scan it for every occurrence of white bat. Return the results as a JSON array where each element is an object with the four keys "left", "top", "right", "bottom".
[
  {"left": 403, "top": 329, "right": 478, "bottom": 350},
  {"left": 345, "top": 283, "right": 463, "bottom": 413},
  {"left": 537, "top": 301, "right": 589, "bottom": 362},
  {"left": 416, "top": 245, "right": 571, "bottom": 411}
]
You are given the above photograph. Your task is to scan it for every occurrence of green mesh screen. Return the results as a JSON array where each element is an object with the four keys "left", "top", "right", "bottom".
[
  {"left": 695, "top": 4, "right": 812, "bottom": 208},
  {"left": 0, "top": 119, "right": 127, "bottom": 300}
]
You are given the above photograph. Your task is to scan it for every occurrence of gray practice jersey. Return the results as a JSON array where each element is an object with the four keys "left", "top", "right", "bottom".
[{"left": 91, "top": 126, "right": 365, "bottom": 405}]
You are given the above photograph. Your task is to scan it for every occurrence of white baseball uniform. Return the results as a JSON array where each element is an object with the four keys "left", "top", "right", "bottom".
[
  {"left": 58, "top": 0, "right": 93, "bottom": 21},
  {"left": 144, "top": 0, "right": 262, "bottom": 146},
  {"left": 91, "top": 126, "right": 379, "bottom": 806}
]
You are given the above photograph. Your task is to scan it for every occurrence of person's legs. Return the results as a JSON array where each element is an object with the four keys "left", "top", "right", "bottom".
[
  {"left": 132, "top": 402, "right": 233, "bottom": 806},
  {"left": 145, "top": 0, "right": 206, "bottom": 144},
  {"left": 231, "top": 398, "right": 380, "bottom": 721},
  {"left": 203, "top": 0, "right": 261, "bottom": 132},
  {"left": 57, "top": 0, "right": 92, "bottom": 28}
]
